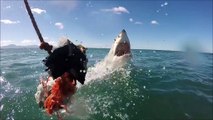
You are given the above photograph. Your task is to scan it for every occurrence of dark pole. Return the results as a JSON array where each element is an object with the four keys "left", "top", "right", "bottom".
[
  {"left": 24, "top": 0, "right": 44, "bottom": 43},
  {"left": 24, "top": 0, "right": 52, "bottom": 54}
]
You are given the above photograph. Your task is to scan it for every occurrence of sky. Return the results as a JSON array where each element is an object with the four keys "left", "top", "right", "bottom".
[{"left": 0, "top": 0, "right": 212, "bottom": 53}]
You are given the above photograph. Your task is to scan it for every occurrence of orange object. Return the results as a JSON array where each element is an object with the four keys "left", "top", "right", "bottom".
[{"left": 44, "top": 72, "right": 76, "bottom": 115}]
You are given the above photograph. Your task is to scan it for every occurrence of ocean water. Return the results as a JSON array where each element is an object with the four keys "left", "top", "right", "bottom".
[{"left": 0, "top": 48, "right": 212, "bottom": 120}]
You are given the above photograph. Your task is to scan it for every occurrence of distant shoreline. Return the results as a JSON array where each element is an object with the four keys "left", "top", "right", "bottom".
[
  {"left": 1, "top": 45, "right": 212, "bottom": 54},
  {"left": 1, "top": 44, "right": 38, "bottom": 48}
]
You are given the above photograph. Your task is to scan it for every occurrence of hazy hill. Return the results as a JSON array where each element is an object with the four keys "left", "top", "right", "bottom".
[{"left": 1, "top": 44, "right": 38, "bottom": 48}]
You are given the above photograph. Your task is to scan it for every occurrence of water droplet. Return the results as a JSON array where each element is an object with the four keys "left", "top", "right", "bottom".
[
  {"left": 143, "top": 86, "right": 146, "bottom": 89},
  {"left": 126, "top": 103, "right": 130, "bottom": 107},
  {"left": 0, "top": 104, "right": 4, "bottom": 111},
  {"left": 15, "top": 88, "right": 20, "bottom": 93},
  {"left": 0, "top": 76, "right": 5, "bottom": 83},
  {"left": 184, "top": 113, "right": 192, "bottom": 119},
  {"left": 124, "top": 113, "right": 129, "bottom": 119},
  {"left": 0, "top": 94, "right": 4, "bottom": 101},
  {"left": 163, "top": 66, "right": 166, "bottom": 70}
]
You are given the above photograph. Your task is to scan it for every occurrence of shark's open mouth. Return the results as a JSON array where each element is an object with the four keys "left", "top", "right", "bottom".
[
  {"left": 114, "top": 29, "right": 131, "bottom": 56},
  {"left": 115, "top": 42, "right": 130, "bottom": 56}
]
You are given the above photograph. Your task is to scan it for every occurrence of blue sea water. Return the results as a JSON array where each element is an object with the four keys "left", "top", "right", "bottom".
[{"left": 0, "top": 48, "right": 212, "bottom": 120}]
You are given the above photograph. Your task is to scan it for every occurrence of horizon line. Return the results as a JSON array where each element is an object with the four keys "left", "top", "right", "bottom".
[{"left": 1, "top": 44, "right": 212, "bottom": 54}]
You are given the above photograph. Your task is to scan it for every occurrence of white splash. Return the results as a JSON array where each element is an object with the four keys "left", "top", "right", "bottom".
[{"left": 85, "top": 54, "right": 131, "bottom": 83}]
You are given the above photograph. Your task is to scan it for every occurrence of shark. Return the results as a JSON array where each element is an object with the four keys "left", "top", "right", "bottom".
[{"left": 85, "top": 29, "right": 132, "bottom": 83}]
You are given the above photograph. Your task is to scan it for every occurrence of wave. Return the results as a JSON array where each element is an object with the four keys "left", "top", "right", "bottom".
[{"left": 67, "top": 63, "right": 144, "bottom": 119}]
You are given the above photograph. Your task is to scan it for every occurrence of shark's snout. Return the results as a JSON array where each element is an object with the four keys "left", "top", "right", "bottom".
[
  {"left": 122, "top": 29, "right": 126, "bottom": 33},
  {"left": 114, "top": 29, "right": 131, "bottom": 56}
]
